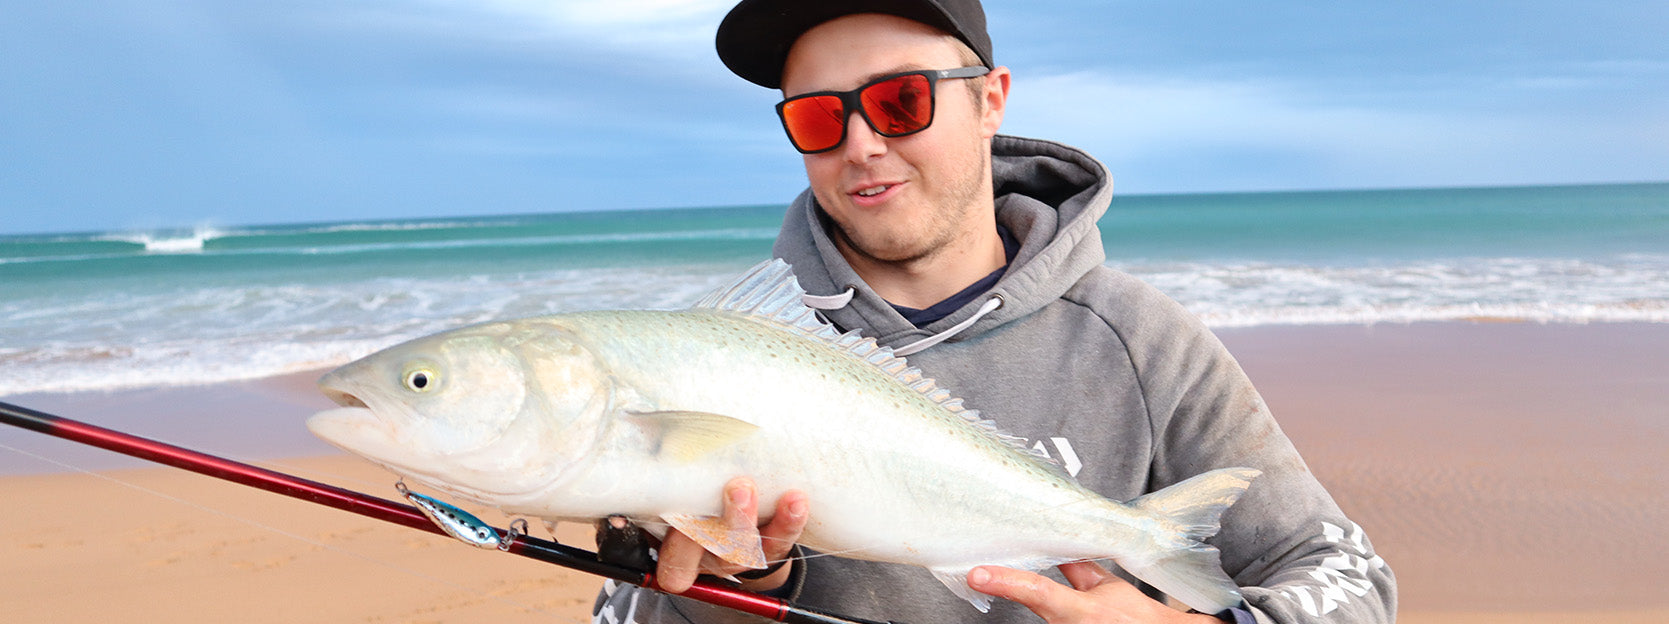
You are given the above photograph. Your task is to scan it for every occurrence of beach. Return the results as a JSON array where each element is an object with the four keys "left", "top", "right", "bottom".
[{"left": 3, "top": 321, "right": 1665, "bottom": 622}]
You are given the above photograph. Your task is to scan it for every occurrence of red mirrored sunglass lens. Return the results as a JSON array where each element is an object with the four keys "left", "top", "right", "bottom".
[
  {"left": 860, "top": 74, "right": 933, "bottom": 136},
  {"left": 781, "top": 96, "right": 847, "bottom": 152},
  {"left": 780, "top": 73, "right": 939, "bottom": 153}
]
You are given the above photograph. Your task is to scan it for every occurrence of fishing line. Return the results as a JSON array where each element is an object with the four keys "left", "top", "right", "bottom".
[
  {"left": 1, "top": 402, "right": 906, "bottom": 624},
  {"left": 0, "top": 440, "right": 559, "bottom": 617},
  {"left": 259, "top": 456, "right": 392, "bottom": 495},
  {"left": 761, "top": 492, "right": 1117, "bottom": 567},
  {"left": 6, "top": 423, "right": 1117, "bottom": 575},
  {"left": 584, "top": 481, "right": 1120, "bottom": 573}
]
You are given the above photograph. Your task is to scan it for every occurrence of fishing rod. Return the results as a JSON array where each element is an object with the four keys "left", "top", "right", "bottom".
[{"left": 0, "top": 399, "right": 894, "bottom": 624}]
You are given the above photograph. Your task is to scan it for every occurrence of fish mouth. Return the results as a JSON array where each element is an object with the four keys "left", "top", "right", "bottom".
[
  {"left": 322, "top": 387, "right": 370, "bottom": 409},
  {"left": 315, "top": 366, "right": 381, "bottom": 418},
  {"left": 308, "top": 371, "right": 394, "bottom": 451},
  {"left": 305, "top": 394, "right": 515, "bottom": 505}
]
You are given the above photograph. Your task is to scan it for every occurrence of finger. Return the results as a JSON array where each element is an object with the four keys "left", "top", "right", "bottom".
[
  {"left": 723, "top": 477, "right": 759, "bottom": 532},
  {"left": 654, "top": 530, "right": 708, "bottom": 593},
  {"left": 658, "top": 478, "right": 766, "bottom": 591},
  {"left": 966, "top": 565, "right": 1078, "bottom": 622},
  {"left": 1058, "top": 561, "right": 1121, "bottom": 592},
  {"left": 759, "top": 490, "right": 808, "bottom": 559},
  {"left": 711, "top": 478, "right": 768, "bottom": 573}
]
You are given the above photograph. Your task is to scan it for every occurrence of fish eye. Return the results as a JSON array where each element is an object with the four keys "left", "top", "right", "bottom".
[{"left": 404, "top": 369, "right": 437, "bottom": 392}]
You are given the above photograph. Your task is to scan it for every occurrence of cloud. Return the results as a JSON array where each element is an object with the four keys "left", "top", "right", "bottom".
[
  {"left": 1502, "top": 59, "right": 1669, "bottom": 99},
  {"left": 1003, "top": 70, "right": 1669, "bottom": 192},
  {"left": 406, "top": 0, "right": 733, "bottom": 50},
  {"left": 1006, "top": 72, "right": 1433, "bottom": 162},
  {"left": 480, "top": 0, "right": 732, "bottom": 26}
]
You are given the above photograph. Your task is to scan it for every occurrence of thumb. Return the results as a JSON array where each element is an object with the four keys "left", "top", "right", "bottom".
[
  {"left": 1057, "top": 560, "right": 1122, "bottom": 592},
  {"left": 966, "top": 566, "right": 1076, "bottom": 621}
]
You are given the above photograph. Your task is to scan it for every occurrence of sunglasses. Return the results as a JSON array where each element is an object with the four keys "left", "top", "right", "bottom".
[{"left": 775, "top": 66, "right": 991, "bottom": 154}]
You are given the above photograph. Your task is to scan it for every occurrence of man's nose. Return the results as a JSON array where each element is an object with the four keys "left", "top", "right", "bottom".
[{"left": 840, "top": 110, "right": 887, "bottom": 162}]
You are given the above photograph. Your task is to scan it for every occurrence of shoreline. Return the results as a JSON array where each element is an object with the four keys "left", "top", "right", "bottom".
[
  {"left": 2, "top": 321, "right": 1666, "bottom": 621},
  {"left": 0, "top": 368, "right": 340, "bottom": 475}
]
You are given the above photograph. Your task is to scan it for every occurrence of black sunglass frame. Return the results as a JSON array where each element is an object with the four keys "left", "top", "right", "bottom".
[{"left": 775, "top": 65, "right": 991, "bottom": 154}]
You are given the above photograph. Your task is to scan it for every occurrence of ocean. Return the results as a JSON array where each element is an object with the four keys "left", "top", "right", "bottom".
[{"left": 3, "top": 182, "right": 1666, "bottom": 396}]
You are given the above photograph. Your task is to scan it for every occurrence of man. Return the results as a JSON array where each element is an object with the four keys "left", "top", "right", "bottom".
[{"left": 594, "top": 1, "right": 1396, "bottom": 622}]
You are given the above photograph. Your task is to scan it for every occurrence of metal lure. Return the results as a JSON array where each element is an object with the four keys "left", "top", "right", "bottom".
[{"left": 397, "top": 481, "right": 506, "bottom": 550}]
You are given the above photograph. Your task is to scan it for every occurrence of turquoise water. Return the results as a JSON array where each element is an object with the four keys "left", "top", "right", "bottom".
[
  {"left": 1102, "top": 183, "right": 1668, "bottom": 263},
  {"left": 2, "top": 182, "right": 1666, "bottom": 395}
]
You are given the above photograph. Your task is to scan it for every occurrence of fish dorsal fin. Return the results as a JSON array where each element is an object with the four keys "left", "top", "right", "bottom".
[
  {"left": 691, "top": 259, "right": 844, "bottom": 342},
  {"left": 692, "top": 260, "right": 1062, "bottom": 471}
]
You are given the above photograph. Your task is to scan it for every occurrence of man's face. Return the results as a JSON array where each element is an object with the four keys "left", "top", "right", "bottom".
[{"left": 780, "top": 14, "right": 1005, "bottom": 268}]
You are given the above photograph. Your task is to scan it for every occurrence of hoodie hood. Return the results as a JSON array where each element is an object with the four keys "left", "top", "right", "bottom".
[{"left": 772, "top": 134, "right": 1113, "bottom": 349}]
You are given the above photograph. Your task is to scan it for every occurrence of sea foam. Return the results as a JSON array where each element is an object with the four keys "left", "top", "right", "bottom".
[
  {"left": 3, "top": 188, "right": 1666, "bottom": 395},
  {"left": 4, "top": 256, "right": 1667, "bottom": 396},
  {"left": 0, "top": 265, "right": 745, "bottom": 396}
]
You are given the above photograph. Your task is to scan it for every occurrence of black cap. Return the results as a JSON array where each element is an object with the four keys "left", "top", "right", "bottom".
[{"left": 716, "top": 0, "right": 993, "bottom": 89}]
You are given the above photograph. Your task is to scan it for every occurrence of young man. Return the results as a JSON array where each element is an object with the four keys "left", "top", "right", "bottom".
[{"left": 593, "top": 1, "right": 1396, "bottom": 622}]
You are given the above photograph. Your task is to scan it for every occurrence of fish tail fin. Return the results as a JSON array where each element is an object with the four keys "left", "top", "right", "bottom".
[{"left": 1119, "top": 467, "right": 1260, "bottom": 614}]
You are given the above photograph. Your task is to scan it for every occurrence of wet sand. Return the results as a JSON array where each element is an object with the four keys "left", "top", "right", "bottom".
[
  {"left": 1217, "top": 323, "right": 1669, "bottom": 622},
  {"left": 2, "top": 322, "right": 1666, "bottom": 622}
]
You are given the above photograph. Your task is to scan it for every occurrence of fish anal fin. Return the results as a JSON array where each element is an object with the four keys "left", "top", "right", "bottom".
[
  {"left": 929, "top": 567, "right": 993, "bottom": 613},
  {"left": 661, "top": 513, "right": 766, "bottom": 569},
  {"left": 932, "top": 557, "right": 1083, "bottom": 614},
  {"left": 633, "top": 410, "right": 759, "bottom": 463}
]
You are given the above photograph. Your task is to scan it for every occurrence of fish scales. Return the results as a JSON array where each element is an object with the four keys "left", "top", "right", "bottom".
[
  {"left": 551, "top": 309, "right": 1092, "bottom": 554},
  {"left": 308, "top": 259, "right": 1259, "bottom": 613}
]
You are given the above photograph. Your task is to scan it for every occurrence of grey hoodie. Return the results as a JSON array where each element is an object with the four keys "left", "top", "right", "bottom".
[{"left": 593, "top": 135, "right": 1396, "bottom": 624}]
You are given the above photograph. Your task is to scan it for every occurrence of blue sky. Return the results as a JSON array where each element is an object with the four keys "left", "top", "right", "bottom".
[{"left": 3, "top": 0, "right": 1666, "bottom": 236}]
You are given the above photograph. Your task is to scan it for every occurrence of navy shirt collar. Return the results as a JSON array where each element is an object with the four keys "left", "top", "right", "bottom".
[{"left": 889, "top": 225, "right": 1019, "bottom": 328}]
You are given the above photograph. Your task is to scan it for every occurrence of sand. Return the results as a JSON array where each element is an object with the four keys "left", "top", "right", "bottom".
[
  {"left": 3, "top": 322, "right": 1667, "bottom": 623},
  {"left": 1216, "top": 323, "right": 1669, "bottom": 623}
]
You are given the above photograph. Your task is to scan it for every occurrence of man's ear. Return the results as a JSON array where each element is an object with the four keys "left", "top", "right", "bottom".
[{"left": 979, "top": 66, "right": 1012, "bottom": 139}]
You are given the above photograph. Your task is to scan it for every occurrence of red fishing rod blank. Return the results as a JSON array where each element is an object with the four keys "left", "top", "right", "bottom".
[{"left": 0, "top": 400, "right": 893, "bottom": 624}]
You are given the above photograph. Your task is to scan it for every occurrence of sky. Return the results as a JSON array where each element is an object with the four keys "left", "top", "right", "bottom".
[{"left": 2, "top": 0, "right": 1666, "bottom": 236}]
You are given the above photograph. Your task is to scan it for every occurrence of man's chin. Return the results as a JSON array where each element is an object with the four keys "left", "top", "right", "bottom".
[{"left": 839, "top": 235, "right": 931, "bottom": 266}]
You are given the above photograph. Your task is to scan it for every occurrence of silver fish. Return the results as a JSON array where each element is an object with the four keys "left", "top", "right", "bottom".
[{"left": 308, "top": 259, "right": 1259, "bottom": 613}]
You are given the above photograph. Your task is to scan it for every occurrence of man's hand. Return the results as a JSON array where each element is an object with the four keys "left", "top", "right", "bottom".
[
  {"left": 655, "top": 477, "right": 809, "bottom": 594},
  {"left": 967, "top": 562, "right": 1223, "bottom": 624}
]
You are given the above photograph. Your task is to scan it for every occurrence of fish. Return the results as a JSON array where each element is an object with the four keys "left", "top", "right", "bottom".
[{"left": 307, "top": 259, "right": 1259, "bottom": 613}]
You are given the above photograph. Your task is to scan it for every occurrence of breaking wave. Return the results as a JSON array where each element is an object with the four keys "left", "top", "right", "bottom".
[
  {"left": 1121, "top": 255, "right": 1669, "bottom": 327},
  {"left": 0, "top": 264, "right": 748, "bottom": 396},
  {"left": 97, "top": 225, "right": 226, "bottom": 255},
  {"left": 2, "top": 255, "right": 1666, "bottom": 396}
]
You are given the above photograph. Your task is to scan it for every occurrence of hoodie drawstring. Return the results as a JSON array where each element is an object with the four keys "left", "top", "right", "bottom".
[
  {"left": 800, "top": 288, "right": 855, "bottom": 310},
  {"left": 803, "top": 290, "right": 1004, "bottom": 357}
]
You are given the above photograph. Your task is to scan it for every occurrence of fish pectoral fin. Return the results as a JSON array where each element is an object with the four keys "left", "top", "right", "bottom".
[
  {"left": 633, "top": 410, "right": 759, "bottom": 463},
  {"left": 660, "top": 513, "right": 767, "bottom": 569}
]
